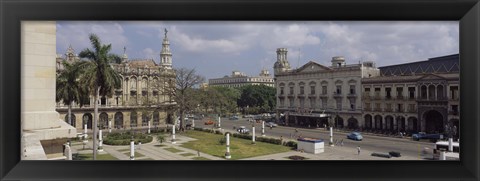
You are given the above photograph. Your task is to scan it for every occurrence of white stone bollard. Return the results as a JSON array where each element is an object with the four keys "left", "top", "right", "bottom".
[
  {"left": 148, "top": 121, "right": 151, "bottom": 134},
  {"left": 329, "top": 127, "right": 334, "bottom": 147},
  {"left": 448, "top": 138, "right": 453, "bottom": 152},
  {"left": 172, "top": 125, "right": 176, "bottom": 144},
  {"left": 84, "top": 123, "right": 88, "bottom": 139},
  {"left": 64, "top": 144, "right": 72, "bottom": 160},
  {"left": 252, "top": 126, "right": 256, "bottom": 144},
  {"left": 262, "top": 121, "right": 265, "bottom": 136},
  {"left": 98, "top": 130, "right": 103, "bottom": 152},
  {"left": 130, "top": 139, "right": 135, "bottom": 160},
  {"left": 440, "top": 150, "right": 446, "bottom": 160},
  {"left": 218, "top": 117, "right": 221, "bottom": 128},
  {"left": 108, "top": 120, "right": 112, "bottom": 133},
  {"left": 225, "top": 133, "right": 231, "bottom": 159}
]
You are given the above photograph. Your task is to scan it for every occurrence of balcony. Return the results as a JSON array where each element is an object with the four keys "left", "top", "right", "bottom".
[
  {"left": 362, "top": 93, "right": 371, "bottom": 100},
  {"left": 396, "top": 108, "right": 404, "bottom": 113},
  {"left": 319, "top": 94, "right": 328, "bottom": 98},
  {"left": 364, "top": 107, "right": 371, "bottom": 111},
  {"left": 297, "top": 94, "right": 305, "bottom": 98},
  {"left": 374, "top": 108, "right": 382, "bottom": 112},
  {"left": 385, "top": 96, "right": 392, "bottom": 100},
  {"left": 308, "top": 94, "right": 316, "bottom": 98},
  {"left": 347, "top": 93, "right": 357, "bottom": 98},
  {"left": 449, "top": 110, "right": 459, "bottom": 116},
  {"left": 396, "top": 95, "right": 404, "bottom": 100},
  {"left": 333, "top": 93, "right": 343, "bottom": 98},
  {"left": 385, "top": 108, "right": 393, "bottom": 112},
  {"left": 287, "top": 94, "right": 295, "bottom": 98},
  {"left": 374, "top": 94, "right": 381, "bottom": 100},
  {"left": 407, "top": 108, "right": 416, "bottom": 113}
]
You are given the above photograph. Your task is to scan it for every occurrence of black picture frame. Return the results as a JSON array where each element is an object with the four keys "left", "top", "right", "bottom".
[{"left": 1, "top": 0, "right": 479, "bottom": 180}]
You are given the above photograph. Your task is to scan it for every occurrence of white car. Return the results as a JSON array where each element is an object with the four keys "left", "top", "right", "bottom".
[{"left": 237, "top": 126, "right": 250, "bottom": 134}]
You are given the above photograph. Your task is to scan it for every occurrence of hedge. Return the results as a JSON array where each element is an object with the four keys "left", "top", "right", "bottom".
[
  {"left": 283, "top": 141, "right": 298, "bottom": 148},
  {"left": 371, "top": 153, "right": 392, "bottom": 158},
  {"left": 103, "top": 132, "right": 153, "bottom": 145}
]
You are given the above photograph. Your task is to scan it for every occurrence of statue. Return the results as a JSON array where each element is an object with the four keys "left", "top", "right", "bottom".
[{"left": 164, "top": 28, "right": 168, "bottom": 37}]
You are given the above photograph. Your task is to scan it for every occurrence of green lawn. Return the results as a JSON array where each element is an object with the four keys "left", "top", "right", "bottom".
[
  {"left": 180, "top": 153, "right": 195, "bottom": 157},
  {"left": 73, "top": 153, "right": 118, "bottom": 160},
  {"left": 180, "top": 130, "right": 292, "bottom": 160},
  {"left": 164, "top": 147, "right": 183, "bottom": 153},
  {"left": 192, "top": 157, "right": 210, "bottom": 160}
]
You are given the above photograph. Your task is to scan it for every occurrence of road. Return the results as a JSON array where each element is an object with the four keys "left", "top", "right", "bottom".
[{"left": 193, "top": 117, "right": 436, "bottom": 159}]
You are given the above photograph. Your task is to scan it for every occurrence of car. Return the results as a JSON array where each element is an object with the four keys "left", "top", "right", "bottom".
[
  {"left": 265, "top": 122, "right": 278, "bottom": 127},
  {"left": 237, "top": 126, "right": 249, "bottom": 134},
  {"left": 347, "top": 132, "right": 363, "bottom": 141},
  {"left": 204, "top": 120, "right": 214, "bottom": 125},
  {"left": 412, "top": 132, "right": 444, "bottom": 141},
  {"left": 229, "top": 116, "right": 239, "bottom": 120}
]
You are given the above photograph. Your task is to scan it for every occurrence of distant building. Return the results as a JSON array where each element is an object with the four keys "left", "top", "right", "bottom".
[
  {"left": 208, "top": 69, "right": 274, "bottom": 88},
  {"left": 274, "top": 48, "right": 379, "bottom": 128},
  {"left": 56, "top": 29, "right": 177, "bottom": 131},
  {"left": 362, "top": 54, "right": 459, "bottom": 135}
]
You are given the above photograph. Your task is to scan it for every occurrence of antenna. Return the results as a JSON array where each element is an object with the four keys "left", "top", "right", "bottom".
[{"left": 296, "top": 48, "right": 301, "bottom": 69}]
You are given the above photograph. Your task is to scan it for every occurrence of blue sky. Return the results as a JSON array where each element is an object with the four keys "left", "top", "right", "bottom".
[{"left": 56, "top": 21, "right": 459, "bottom": 80}]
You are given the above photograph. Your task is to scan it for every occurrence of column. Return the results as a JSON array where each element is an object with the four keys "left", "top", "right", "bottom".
[
  {"left": 172, "top": 124, "right": 176, "bottom": 144},
  {"left": 261, "top": 121, "right": 265, "bottom": 136},
  {"left": 98, "top": 130, "right": 103, "bottom": 152},
  {"left": 130, "top": 138, "right": 135, "bottom": 160},
  {"left": 252, "top": 126, "right": 256, "bottom": 144},
  {"left": 218, "top": 117, "right": 221, "bottom": 128},
  {"left": 329, "top": 126, "right": 334, "bottom": 146},
  {"left": 393, "top": 118, "right": 397, "bottom": 131},
  {"left": 225, "top": 133, "right": 231, "bottom": 159}
]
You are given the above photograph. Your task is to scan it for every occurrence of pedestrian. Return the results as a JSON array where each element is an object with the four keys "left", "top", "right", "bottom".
[
  {"left": 357, "top": 146, "right": 361, "bottom": 155},
  {"left": 340, "top": 139, "right": 344, "bottom": 147}
]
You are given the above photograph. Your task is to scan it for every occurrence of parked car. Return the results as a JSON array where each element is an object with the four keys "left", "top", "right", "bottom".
[
  {"left": 204, "top": 120, "right": 214, "bottom": 125},
  {"left": 265, "top": 122, "right": 278, "bottom": 127},
  {"left": 412, "top": 132, "right": 444, "bottom": 141},
  {"left": 347, "top": 132, "right": 363, "bottom": 141},
  {"left": 237, "top": 126, "right": 249, "bottom": 134},
  {"left": 229, "top": 116, "right": 239, "bottom": 120}
]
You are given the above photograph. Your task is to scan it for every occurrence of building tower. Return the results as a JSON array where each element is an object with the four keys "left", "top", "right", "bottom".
[
  {"left": 160, "top": 28, "right": 172, "bottom": 69},
  {"left": 273, "top": 48, "right": 291, "bottom": 75},
  {"left": 122, "top": 46, "right": 128, "bottom": 63},
  {"left": 331, "top": 56, "right": 346, "bottom": 67},
  {"left": 259, "top": 68, "right": 270, "bottom": 77},
  {"left": 65, "top": 45, "right": 77, "bottom": 62}
]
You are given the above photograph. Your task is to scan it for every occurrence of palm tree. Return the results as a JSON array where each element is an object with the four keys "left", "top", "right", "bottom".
[
  {"left": 56, "top": 61, "right": 85, "bottom": 126},
  {"left": 77, "top": 34, "right": 122, "bottom": 160}
]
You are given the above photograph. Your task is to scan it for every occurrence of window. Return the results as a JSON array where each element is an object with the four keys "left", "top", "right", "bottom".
[
  {"left": 300, "top": 98, "right": 305, "bottom": 108},
  {"left": 450, "top": 86, "right": 459, "bottom": 100},
  {"left": 408, "top": 87, "right": 415, "bottom": 99},
  {"left": 336, "top": 85, "right": 342, "bottom": 94},
  {"left": 336, "top": 100, "right": 342, "bottom": 110},
  {"left": 322, "top": 86, "right": 327, "bottom": 95},
  {"left": 289, "top": 87, "right": 294, "bottom": 95},
  {"left": 300, "top": 86, "right": 304, "bottom": 95},
  {"left": 350, "top": 99, "right": 355, "bottom": 110},
  {"left": 451, "top": 105, "right": 458, "bottom": 115},
  {"left": 280, "top": 87, "right": 284, "bottom": 95},
  {"left": 365, "top": 103, "right": 371, "bottom": 110},
  {"left": 280, "top": 99, "right": 285, "bottom": 107},
  {"left": 289, "top": 98, "right": 294, "bottom": 107},
  {"left": 365, "top": 88, "right": 370, "bottom": 92},
  {"left": 310, "top": 98, "right": 316, "bottom": 108},
  {"left": 396, "top": 87, "right": 403, "bottom": 97},
  {"left": 375, "top": 103, "right": 381, "bottom": 111},
  {"left": 322, "top": 99, "right": 327, "bottom": 108},
  {"left": 385, "top": 88, "right": 392, "bottom": 99},
  {"left": 310, "top": 86, "right": 315, "bottom": 95},
  {"left": 350, "top": 85, "right": 355, "bottom": 94},
  {"left": 397, "top": 104, "right": 403, "bottom": 112}
]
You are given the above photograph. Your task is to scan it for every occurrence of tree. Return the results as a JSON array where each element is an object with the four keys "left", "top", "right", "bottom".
[
  {"left": 237, "top": 85, "right": 276, "bottom": 114},
  {"left": 56, "top": 61, "right": 86, "bottom": 126},
  {"left": 77, "top": 34, "right": 122, "bottom": 160},
  {"left": 173, "top": 68, "right": 205, "bottom": 132}
]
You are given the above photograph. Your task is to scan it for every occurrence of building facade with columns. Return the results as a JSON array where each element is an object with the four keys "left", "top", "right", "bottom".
[
  {"left": 208, "top": 69, "right": 275, "bottom": 88},
  {"left": 273, "top": 48, "right": 380, "bottom": 128},
  {"left": 56, "top": 29, "right": 177, "bottom": 131},
  {"left": 362, "top": 54, "right": 460, "bottom": 135}
]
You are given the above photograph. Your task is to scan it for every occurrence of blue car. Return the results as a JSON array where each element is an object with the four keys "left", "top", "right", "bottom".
[{"left": 347, "top": 132, "right": 363, "bottom": 141}]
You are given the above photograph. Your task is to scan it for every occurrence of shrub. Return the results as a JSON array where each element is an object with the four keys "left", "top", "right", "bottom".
[
  {"left": 389, "top": 151, "right": 401, "bottom": 157},
  {"left": 256, "top": 137, "right": 282, "bottom": 145},
  {"left": 371, "top": 153, "right": 392, "bottom": 158},
  {"left": 218, "top": 137, "right": 226, "bottom": 145},
  {"left": 283, "top": 141, "right": 298, "bottom": 148},
  {"left": 103, "top": 132, "right": 153, "bottom": 145}
]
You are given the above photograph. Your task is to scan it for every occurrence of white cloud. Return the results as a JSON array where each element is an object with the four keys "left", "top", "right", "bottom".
[{"left": 56, "top": 21, "right": 128, "bottom": 55}]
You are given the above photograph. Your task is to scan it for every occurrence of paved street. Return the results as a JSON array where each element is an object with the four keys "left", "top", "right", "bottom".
[{"left": 194, "top": 117, "right": 436, "bottom": 159}]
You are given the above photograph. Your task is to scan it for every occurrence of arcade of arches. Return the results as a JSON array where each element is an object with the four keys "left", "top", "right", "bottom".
[{"left": 59, "top": 109, "right": 174, "bottom": 130}]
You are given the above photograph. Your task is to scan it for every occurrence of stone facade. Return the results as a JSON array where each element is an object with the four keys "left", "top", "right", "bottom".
[
  {"left": 274, "top": 48, "right": 460, "bottom": 136},
  {"left": 209, "top": 69, "right": 275, "bottom": 88},
  {"left": 273, "top": 48, "right": 380, "bottom": 128},
  {"left": 362, "top": 54, "right": 460, "bottom": 135},
  {"left": 56, "top": 29, "right": 177, "bottom": 131},
  {"left": 21, "top": 21, "right": 77, "bottom": 160}
]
